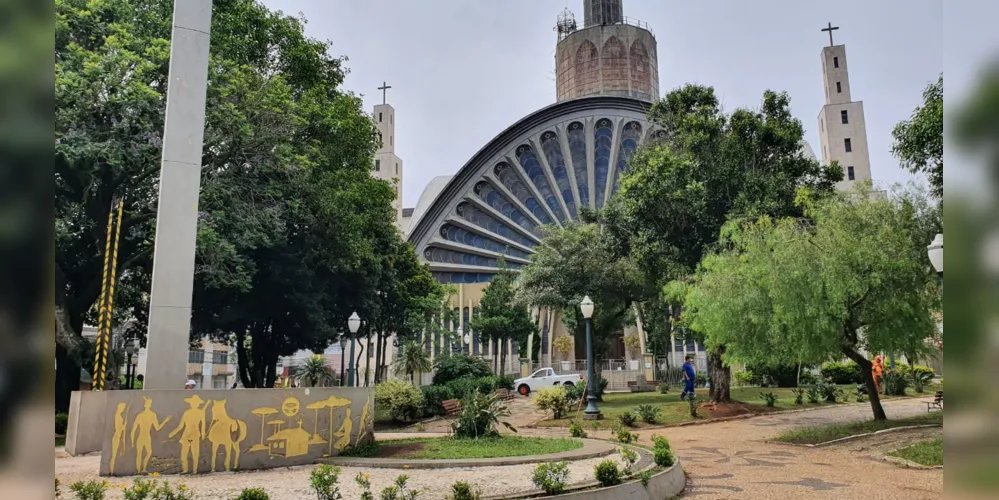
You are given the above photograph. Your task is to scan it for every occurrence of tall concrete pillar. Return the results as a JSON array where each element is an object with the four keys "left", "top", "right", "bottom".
[{"left": 143, "top": 0, "right": 214, "bottom": 390}]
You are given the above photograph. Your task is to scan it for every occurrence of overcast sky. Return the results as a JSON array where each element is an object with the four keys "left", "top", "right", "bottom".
[{"left": 259, "top": 0, "right": 944, "bottom": 208}]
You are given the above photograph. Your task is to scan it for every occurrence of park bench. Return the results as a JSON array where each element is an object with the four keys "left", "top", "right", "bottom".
[
  {"left": 495, "top": 388, "right": 515, "bottom": 401},
  {"left": 442, "top": 399, "right": 462, "bottom": 417},
  {"left": 925, "top": 391, "right": 943, "bottom": 412}
]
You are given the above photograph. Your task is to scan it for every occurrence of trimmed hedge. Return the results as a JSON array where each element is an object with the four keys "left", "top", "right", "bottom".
[
  {"left": 820, "top": 361, "right": 864, "bottom": 384},
  {"left": 419, "top": 375, "right": 515, "bottom": 416}
]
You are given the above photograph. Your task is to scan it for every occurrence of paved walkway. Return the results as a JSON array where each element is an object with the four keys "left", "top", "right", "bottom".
[{"left": 572, "top": 398, "right": 943, "bottom": 499}]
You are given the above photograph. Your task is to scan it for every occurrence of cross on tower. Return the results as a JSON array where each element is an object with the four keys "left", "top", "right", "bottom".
[
  {"left": 821, "top": 22, "right": 839, "bottom": 47},
  {"left": 377, "top": 81, "right": 392, "bottom": 105}
]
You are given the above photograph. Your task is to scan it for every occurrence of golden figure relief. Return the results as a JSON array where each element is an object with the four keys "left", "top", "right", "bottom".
[
  {"left": 281, "top": 397, "right": 300, "bottom": 417},
  {"left": 248, "top": 407, "right": 278, "bottom": 452},
  {"left": 109, "top": 402, "right": 128, "bottom": 475},
  {"left": 207, "top": 400, "right": 248, "bottom": 472},
  {"left": 168, "top": 394, "right": 207, "bottom": 474},
  {"left": 131, "top": 397, "right": 171, "bottom": 474},
  {"left": 356, "top": 394, "right": 371, "bottom": 444},
  {"left": 306, "top": 400, "right": 329, "bottom": 445},
  {"left": 266, "top": 420, "right": 312, "bottom": 457},
  {"left": 318, "top": 395, "right": 352, "bottom": 457},
  {"left": 333, "top": 408, "right": 353, "bottom": 453}
]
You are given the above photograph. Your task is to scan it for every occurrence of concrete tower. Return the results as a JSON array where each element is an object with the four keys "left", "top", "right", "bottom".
[
  {"left": 372, "top": 82, "right": 404, "bottom": 224},
  {"left": 555, "top": 1, "right": 659, "bottom": 102},
  {"left": 816, "top": 23, "right": 872, "bottom": 191}
]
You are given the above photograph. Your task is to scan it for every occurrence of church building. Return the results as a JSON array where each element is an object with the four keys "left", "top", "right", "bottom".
[{"left": 378, "top": 2, "right": 871, "bottom": 375}]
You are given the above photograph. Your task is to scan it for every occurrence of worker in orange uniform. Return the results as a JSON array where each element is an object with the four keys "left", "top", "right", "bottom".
[{"left": 871, "top": 355, "right": 885, "bottom": 394}]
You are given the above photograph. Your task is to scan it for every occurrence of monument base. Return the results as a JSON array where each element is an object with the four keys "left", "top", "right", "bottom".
[{"left": 582, "top": 412, "right": 604, "bottom": 420}]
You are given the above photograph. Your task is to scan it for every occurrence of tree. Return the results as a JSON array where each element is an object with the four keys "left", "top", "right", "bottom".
[
  {"left": 515, "top": 224, "right": 645, "bottom": 366},
  {"left": 617, "top": 84, "right": 842, "bottom": 402},
  {"left": 293, "top": 354, "right": 334, "bottom": 387},
  {"left": 393, "top": 340, "right": 433, "bottom": 384},
  {"left": 468, "top": 263, "right": 537, "bottom": 376},
  {"left": 681, "top": 184, "right": 940, "bottom": 420},
  {"left": 891, "top": 74, "right": 943, "bottom": 198}
]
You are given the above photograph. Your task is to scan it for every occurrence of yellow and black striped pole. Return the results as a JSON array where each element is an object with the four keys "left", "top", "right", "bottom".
[{"left": 92, "top": 198, "right": 124, "bottom": 390}]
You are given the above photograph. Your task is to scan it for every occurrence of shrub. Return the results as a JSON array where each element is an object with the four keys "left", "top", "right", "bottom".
[
  {"left": 855, "top": 386, "right": 868, "bottom": 402},
  {"left": 310, "top": 464, "right": 343, "bottom": 500},
  {"left": 760, "top": 392, "right": 778, "bottom": 407},
  {"left": 70, "top": 480, "right": 107, "bottom": 500},
  {"left": 688, "top": 394, "right": 699, "bottom": 417},
  {"left": 232, "top": 488, "right": 270, "bottom": 500},
  {"left": 451, "top": 391, "right": 515, "bottom": 439},
  {"left": 820, "top": 361, "right": 864, "bottom": 384},
  {"left": 447, "top": 481, "right": 482, "bottom": 500},
  {"left": 122, "top": 479, "right": 155, "bottom": 500},
  {"left": 532, "top": 461, "right": 570, "bottom": 495},
  {"left": 638, "top": 469, "right": 654, "bottom": 486},
  {"left": 733, "top": 371, "right": 754, "bottom": 387},
  {"left": 594, "top": 376, "right": 609, "bottom": 401},
  {"left": 55, "top": 478, "right": 60, "bottom": 499},
  {"left": 420, "top": 385, "right": 455, "bottom": 416},
  {"left": 694, "top": 373, "right": 707, "bottom": 387},
  {"left": 817, "top": 382, "right": 844, "bottom": 403},
  {"left": 375, "top": 380, "right": 425, "bottom": 422},
  {"left": 378, "top": 475, "right": 419, "bottom": 500},
  {"left": 119, "top": 480, "right": 193, "bottom": 500},
  {"left": 568, "top": 420, "right": 588, "bottom": 438},
  {"left": 790, "top": 388, "right": 805, "bottom": 405},
  {"left": 614, "top": 426, "right": 638, "bottom": 444},
  {"left": 745, "top": 363, "right": 805, "bottom": 387},
  {"left": 535, "top": 387, "right": 572, "bottom": 419},
  {"left": 651, "top": 434, "right": 675, "bottom": 467},
  {"left": 657, "top": 382, "right": 670, "bottom": 394},
  {"left": 806, "top": 386, "right": 821, "bottom": 404},
  {"left": 594, "top": 459, "right": 623, "bottom": 487},
  {"left": 432, "top": 355, "right": 492, "bottom": 385},
  {"left": 799, "top": 371, "right": 819, "bottom": 385},
  {"left": 635, "top": 404, "right": 661, "bottom": 424},
  {"left": 355, "top": 472, "right": 373, "bottom": 500},
  {"left": 619, "top": 446, "right": 639, "bottom": 474},
  {"left": 617, "top": 411, "right": 637, "bottom": 427},
  {"left": 909, "top": 369, "right": 934, "bottom": 393},
  {"left": 445, "top": 378, "right": 478, "bottom": 400},
  {"left": 564, "top": 382, "right": 586, "bottom": 404},
  {"left": 910, "top": 364, "right": 936, "bottom": 380},
  {"left": 883, "top": 371, "right": 909, "bottom": 396},
  {"left": 56, "top": 412, "right": 69, "bottom": 436}
]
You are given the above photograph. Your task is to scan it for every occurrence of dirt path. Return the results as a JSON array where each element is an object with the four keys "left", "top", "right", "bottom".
[{"left": 575, "top": 397, "right": 943, "bottom": 499}]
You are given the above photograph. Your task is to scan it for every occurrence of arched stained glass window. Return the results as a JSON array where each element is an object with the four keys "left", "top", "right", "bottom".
[
  {"left": 594, "top": 119, "right": 613, "bottom": 208},
  {"left": 439, "top": 224, "right": 533, "bottom": 259},
  {"left": 423, "top": 246, "right": 524, "bottom": 269},
  {"left": 473, "top": 182, "right": 538, "bottom": 236},
  {"left": 611, "top": 121, "right": 642, "bottom": 194},
  {"left": 455, "top": 202, "right": 537, "bottom": 248},
  {"left": 540, "top": 131, "right": 578, "bottom": 221},
  {"left": 431, "top": 272, "right": 497, "bottom": 284},
  {"left": 567, "top": 122, "right": 589, "bottom": 209},
  {"left": 516, "top": 145, "right": 566, "bottom": 224},
  {"left": 494, "top": 163, "right": 552, "bottom": 225}
]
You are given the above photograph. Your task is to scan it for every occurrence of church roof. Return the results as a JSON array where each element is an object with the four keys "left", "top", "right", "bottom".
[{"left": 406, "top": 175, "right": 453, "bottom": 238}]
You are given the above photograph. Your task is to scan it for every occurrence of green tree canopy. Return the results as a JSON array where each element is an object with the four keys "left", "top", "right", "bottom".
[
  {"left": 681, "top": 185, "right": 940, "bottom": 419},
  {"left": 468, "top": 263, "right": 537, "bottom": 375},
  {"left": 891, "top": 74, "right": 943, "bottom": 198}
]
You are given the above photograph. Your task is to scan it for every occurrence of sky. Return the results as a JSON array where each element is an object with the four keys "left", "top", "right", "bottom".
[{"left": 258, "top": 0, "right": 944, "bottom": 208}]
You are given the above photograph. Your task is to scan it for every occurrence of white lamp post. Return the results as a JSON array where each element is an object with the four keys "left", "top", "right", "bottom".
[
  {"left": 456, "top": 326, "right": 465, "bottom": 355},
  {"left": 580, "top": 296, "right": 601, "bottom": 419},
  {"left": 928, "top": 233, "right": 943, "bottom": 280},
  {"left": 347, "top": 312, "right": 361, "bottom": 386}
]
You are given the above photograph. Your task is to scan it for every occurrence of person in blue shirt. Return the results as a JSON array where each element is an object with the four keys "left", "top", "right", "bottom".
[{"left": 681, "top": 355, "right": 696, "bottom": 400}]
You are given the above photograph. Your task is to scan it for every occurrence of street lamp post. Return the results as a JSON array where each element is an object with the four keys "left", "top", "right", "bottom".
[
  {"left": 338, "top": 335, "right": 347, "bottom": 387},
  {"left": 456, "top": 327, "right": 465, "bottom": 355},
  {"left": 928, "top": 233, "right": 943, "bottom": 285},
  {"left": 347, "top": 312, "right": 361, "bottom": 387},
  {"left": 580, "top": 296, "right": 602, "bottom": 419},
  {"left": 463, "top": 332, "right": 471, "bottom": 356},
  {"left": 124, "top": 338, "right": 136, "bottom": 390}
]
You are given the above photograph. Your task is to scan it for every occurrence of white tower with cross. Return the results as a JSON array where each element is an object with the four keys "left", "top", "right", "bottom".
[
  {"left": 372, "top": 81, "right": 404, "bottom": 223},
  {"left": 816, "top": 23, "right": 873, "bottom": 192}
]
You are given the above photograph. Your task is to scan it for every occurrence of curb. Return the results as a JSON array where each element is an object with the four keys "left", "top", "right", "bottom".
[
  {"left": 774, "top": 424, "right": 942, "bottom": 448},
  {"left": 883, "top": 454, "right": 943, "bottom": 470},
  {"left": 317, "top": 438, "right": 615, "bottom": 470}
]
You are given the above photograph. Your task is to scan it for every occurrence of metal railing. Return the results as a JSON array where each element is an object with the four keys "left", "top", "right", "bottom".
[{"left": 582, "top": 16, "right": 654, "bottom": 36}]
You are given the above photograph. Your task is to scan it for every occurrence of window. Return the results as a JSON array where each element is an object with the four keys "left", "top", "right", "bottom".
[
  {"left": 395, "top": 163, "right": 399, "bottom": 175},
  {"left": 820, "top": 119, "right": 824, "bottom": 132},
  {"left": 390, "top": 135, "right": 393, "bottom": 146},
  {"left": 188, "top": 349, "right": 205, "bottom": 364},
  {"left": 374, "top": 159, "right": 380, "bottom": 171},
  {"left": 213, "top": 379, "right": 227, "bottom": 389},
  {"left": 823, "top": 146, "right": 827, "bottom": 159},
  {"left": 836, "top": 81, "right": 842, "bottom": 93},
  {"left": 841, "top": 110, "right": 849, "bottom": 124},
  {"left": 212, "top": 350, "right": 228, "bottom": 364},
  {"left": 847, "top": 166, "right": 856, "bottom": 180},
  {"left": 833, "top": 56, "right": 839, "bottom": 68},
  {"left": 378, "top": 112, "right": 382, "bottom": 122},
  {"left": 390, "top": 114, "right": 393, "bottom": 124},
  {"left": 844, "top": 138, "right": 852, "bottom": 152}
]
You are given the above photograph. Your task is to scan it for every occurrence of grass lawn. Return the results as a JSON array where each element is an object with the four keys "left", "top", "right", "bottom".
[
  {"left": 532, "top": 383, "right": 941, "bottom": 429},
  {"left": 773, "top": 412, "right": 943, "bottom": 445},
  {"left": 888, "top": 438, "right": 943, "bottom": 466},
  {"left": 346, "top": 435, "right": 582, "bottom": 460},
  {"left": 56, "top": 435, "right": 65, "bottom": 447}
]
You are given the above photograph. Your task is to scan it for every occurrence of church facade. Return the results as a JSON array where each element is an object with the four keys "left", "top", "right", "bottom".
[{"left": 391, "top": 3, "right": 863, "bottom": 372}]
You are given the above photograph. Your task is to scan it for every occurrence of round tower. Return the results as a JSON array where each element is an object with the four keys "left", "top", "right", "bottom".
[{"left": 555, "top": 0, "right": 659, "bottom": 103}]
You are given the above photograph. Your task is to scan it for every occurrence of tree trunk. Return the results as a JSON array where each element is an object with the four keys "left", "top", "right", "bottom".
[
  {"left": 55, "top": 344, "right": 79, "bottom": 413},
  {"left": 354, "top": 344, "right": 365, "bottom": 387},
  {"left": 380, "top": 333, "right": 390, "bottom": 382},
  {"left": 55, "top": 267, "right": 86, "bottom": 411},
  {"left": 364, "top": 327, "right": 372, "bottom": 387},
  {"left": 374, "top": 328, "right": 383, "bottom": 383},
  {"left": 499, "top": 343, "right": 506, "bottom": 377},
  {"left": 707, "top": 345, "right": 731, "bottom": 403},
  {"left": 843, "top": 346, "right": 887, "bottom": 420}
]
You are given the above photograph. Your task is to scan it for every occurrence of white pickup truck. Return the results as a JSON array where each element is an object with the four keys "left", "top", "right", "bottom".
[{"left": 513, "top": 368, "right": 583, "bottom": 396}]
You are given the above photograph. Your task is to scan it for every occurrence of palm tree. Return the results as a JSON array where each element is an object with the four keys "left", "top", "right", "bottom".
[
  {"left": 393, "top": 341, "right": 433, "bottom": 384},
  {"left": 294, "top": 354, "right": 334, "bottom": 387}
]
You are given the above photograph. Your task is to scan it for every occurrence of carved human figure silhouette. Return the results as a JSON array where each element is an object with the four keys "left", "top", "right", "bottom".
[
  {"left": 207, "top": 400, "right": 248, "bottom": 472},
  {"left": 109, "top": 402, "right": 128, "bottom": 475},
  {"left": 333, "top": 408, "right": 353, "bottom": 452},
  {"left": 356, "top": 395, "right": 371, "bottom": 443},
  {"left": 131, "top": 397, "right": 171, "bottom": 474},
  {"left": 168, "top": 394, "right": 206, "bottom": 474}
]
